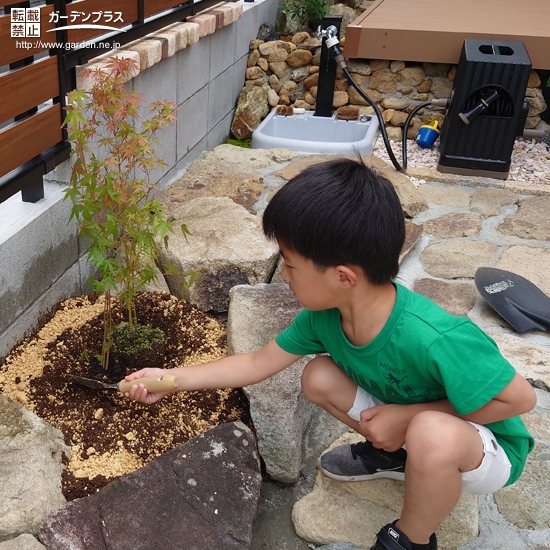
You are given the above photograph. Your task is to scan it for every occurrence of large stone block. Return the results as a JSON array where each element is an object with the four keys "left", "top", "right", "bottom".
[
  {"left": 0, "top": 396, "right": 69, "bottom": 541},
  {"left": 228, "top": 283, "right": 307, "bottom": 482},
  {"left": 230, "top": 85, "right": 269, "bottom": 140},
  {"left": 228, "top": 283, "right": 347, "bottom": 482},
  {"left": 0, "top": 534, "right": 46, "bottom": 550},
  {"left": 159, "top": 197, "right": 279, "bottom": 311},
  {"left": 292, "top": 433, "right": 478, "bottom": 550},
  {"left": 39, "top": 422, "right": 261, "bottom": 550}
]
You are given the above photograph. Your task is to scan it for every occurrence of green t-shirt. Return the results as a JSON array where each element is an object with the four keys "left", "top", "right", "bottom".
[{"left": 276, "top": 282, "right": 534, "bottom": 486}]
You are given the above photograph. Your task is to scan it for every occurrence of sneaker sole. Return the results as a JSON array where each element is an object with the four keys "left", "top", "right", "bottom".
[{"left": 318, "top": 461, "right": 405, "bottom": 482}]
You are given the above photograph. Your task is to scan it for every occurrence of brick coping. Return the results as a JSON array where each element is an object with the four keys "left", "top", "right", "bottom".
[{"left": 76, "top": 1, "right": 244, "bottom": 91}]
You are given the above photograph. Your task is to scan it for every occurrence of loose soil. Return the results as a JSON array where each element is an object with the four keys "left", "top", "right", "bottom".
[{"left": 0, "top": 292, "right": 251, "bottom": 501}]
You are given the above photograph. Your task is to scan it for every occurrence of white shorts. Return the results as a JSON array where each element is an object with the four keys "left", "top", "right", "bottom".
[{"left": 348, "top": 386, "right": 512, "bottom": 494}]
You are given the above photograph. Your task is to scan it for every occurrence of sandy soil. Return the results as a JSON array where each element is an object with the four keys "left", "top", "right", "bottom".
[{"left": 0, "top": 292, "right": 251, "bottom": 500}]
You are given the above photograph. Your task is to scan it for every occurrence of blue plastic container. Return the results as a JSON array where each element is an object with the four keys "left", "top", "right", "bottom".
[{"left": 415, "top": 121, "right": 440, "bottom": 148}]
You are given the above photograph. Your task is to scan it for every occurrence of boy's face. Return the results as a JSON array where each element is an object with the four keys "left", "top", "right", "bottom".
[{"left": 279, "top": 243, "right": 339, "bottom": 311}]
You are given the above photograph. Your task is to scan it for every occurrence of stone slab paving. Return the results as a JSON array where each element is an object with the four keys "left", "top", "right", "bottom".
[
  {"left": 218, "top": 148, "right": 549, "bottom": 550},
  {"left": 160, "top": 146, "right": 550, "bottom": 550},
  {"left": 394, "top": 171, "right": 550, "bottom": 550},
  {"left": 157, "top": 145, "right": 550, "bottom": 549},
  {"left": 2, "top": 145, "right": 549, "bottom": 549}
]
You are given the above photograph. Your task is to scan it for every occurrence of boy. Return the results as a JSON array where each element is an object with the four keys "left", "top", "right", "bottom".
[{"left": 125, "top": 158, "right": 536, "bottom": 550}]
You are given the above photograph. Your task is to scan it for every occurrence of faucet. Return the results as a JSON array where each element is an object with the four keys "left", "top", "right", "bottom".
[{"left": 316, "top": 24, "right": 339, "bottom": 41}]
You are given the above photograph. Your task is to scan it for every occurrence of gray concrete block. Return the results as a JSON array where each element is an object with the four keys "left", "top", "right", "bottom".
[
  {"left": 0, "top": 186, "right": 79, "bottom": 336},
  {"left": 43, "top": 158, "right": 72, "bottom": 185},
  {"left": 210, "top": 22, "right": 236, "bottom": 80},
  {"left": 208, "top": 66, "right": 235, "bottom": 132},
  {"left": 238, "top": 2, "right": 259, "bottom": 58},
  {"left": 177, "top": 89, "right": 209, "bottom": 159},
  {"left": 181, "top": 137, "right": 209, "bottom": 168},
  {"left": 257, "top": 0, "right": 282, "bottom": 31},
  {"left": 207, "top": 112, "right": 234, "bottom": 151},
  {"left": 0, "top": 262, "right": 83, "bottom": 362},
  {"left": 78, "top": 252, "right": 96, "bottom": 293},
  {"left": 130, "top": 56, "right": 178, "bottom": 186},
  {"left": 132, "top": 54, "right": 178, "bottom": 106},
  {"left": 145, "top": 118, "right": 178, "bottom": 186},
  {"left": 177, "top": 37, "right": 211, "bottom": 105},
  {"left": 233, "top": 55, "right": 248, "bottom": 104}
]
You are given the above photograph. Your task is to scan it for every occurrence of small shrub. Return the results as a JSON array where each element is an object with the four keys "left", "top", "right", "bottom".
[
  {"left": 64, "top": 56, "right": 183, "bottom": 370},
  {"left": 282, "top": 0, "right": 329, "bottom": 30}
]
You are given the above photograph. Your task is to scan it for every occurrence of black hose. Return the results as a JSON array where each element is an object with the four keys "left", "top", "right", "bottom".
[
  {"left": 342, "top": 66, "right": 432, "bottom": 172},
  {"left": 342, "top": 66, "right": 403, "bottom": 171}
]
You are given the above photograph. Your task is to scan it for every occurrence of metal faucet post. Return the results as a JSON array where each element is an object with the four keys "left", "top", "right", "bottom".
[{"left": 314, "top": 15, "right": 342, "bottom": 117}]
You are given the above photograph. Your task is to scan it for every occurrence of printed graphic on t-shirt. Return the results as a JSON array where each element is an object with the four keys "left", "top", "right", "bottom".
[{"left": 337, "top": 360, "right": 436, "bottom": 403}]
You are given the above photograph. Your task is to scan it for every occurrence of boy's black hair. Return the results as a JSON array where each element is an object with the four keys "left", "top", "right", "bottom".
[{"left": 262, "top": 157, "right": 405, "bottom": 285}]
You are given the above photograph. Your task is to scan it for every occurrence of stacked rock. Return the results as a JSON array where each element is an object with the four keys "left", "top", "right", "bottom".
[{"left": 231, "top": 32, "right": 546, "bottom": 143}]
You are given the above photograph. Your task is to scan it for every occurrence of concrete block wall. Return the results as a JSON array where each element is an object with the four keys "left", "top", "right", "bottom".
[
  {"left": 134, "top": 0, "right": 282, "bottom": 190},
  {"left": 0, "top": 0, "right": 281, "bottom": 362}
]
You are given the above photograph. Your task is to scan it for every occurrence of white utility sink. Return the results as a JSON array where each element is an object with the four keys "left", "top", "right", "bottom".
[{"left": 251, "top": 110, "right": 379, "bottom": 155}]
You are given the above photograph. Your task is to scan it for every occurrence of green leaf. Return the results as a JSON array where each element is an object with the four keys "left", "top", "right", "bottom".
[
  {"left": 180, "top": 223, "right": 191, "bottom": 240},
  {"left": 63, "top": 55, "right": 180, "bottom": 362}
]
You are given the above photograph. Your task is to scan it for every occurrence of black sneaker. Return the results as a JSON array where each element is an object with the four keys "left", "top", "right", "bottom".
[
  {"left": 319, "top": 440, "right": 406, "bottom": 481},
  {"left": 370, "top": 522, "right": 437, "bottom": 550}
]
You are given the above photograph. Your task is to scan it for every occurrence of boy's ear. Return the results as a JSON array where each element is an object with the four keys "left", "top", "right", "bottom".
[{"left": 335, "top": 265, "right": 359, "bottom": 288}]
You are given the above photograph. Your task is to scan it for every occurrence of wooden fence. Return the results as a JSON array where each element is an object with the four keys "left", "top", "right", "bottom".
[{"left": 0, "top": 0, "right": 223, "bottom": 205}]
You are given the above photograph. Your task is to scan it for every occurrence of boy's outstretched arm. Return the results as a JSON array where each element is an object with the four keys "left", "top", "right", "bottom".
[
  {"left": 359, "top": 373, "right": 536, "bottom": 451},
  {"left": 124, "top": 340, "right": 303, "bottom": 404}
]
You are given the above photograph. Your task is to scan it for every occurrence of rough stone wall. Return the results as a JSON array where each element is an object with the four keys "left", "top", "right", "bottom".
[{"left": 232, "top": 32, "right": 548, "bottom": 142}]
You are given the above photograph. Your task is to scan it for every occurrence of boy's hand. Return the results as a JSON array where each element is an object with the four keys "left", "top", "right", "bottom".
[
  {"left": 124, "top": 367, "right": 175, "bottom": 404},
  {"left": 358, "top": 404, "right": 413, "bottom": 452}
]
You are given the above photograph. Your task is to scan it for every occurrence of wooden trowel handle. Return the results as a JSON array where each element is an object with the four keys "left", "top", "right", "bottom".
[{"left": 118, "top": 374, "right": 180, "bottom": 393}]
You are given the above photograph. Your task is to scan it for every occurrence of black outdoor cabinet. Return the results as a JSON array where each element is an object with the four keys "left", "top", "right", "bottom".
[{"left": 437, "top": 39, "right": 532, "bottom": 179}]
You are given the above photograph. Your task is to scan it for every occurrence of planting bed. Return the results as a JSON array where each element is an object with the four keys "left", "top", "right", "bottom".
[{"left": 0, "top": 292, "right": 251, "bottom": 501}]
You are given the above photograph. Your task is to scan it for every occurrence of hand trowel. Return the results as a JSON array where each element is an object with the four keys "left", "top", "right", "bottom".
[{"left": 67, "top": 373, "right": 179, "bottom": 393}]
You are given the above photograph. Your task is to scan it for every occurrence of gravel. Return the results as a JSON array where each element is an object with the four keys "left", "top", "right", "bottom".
[{"left": 372, "top": 136, "right": 550, "bottom": 185}]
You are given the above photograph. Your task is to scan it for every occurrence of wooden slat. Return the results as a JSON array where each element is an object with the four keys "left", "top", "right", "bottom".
[
  {"left": 144, "top": 0, "right": 186, "bottom": 19},
  {"left": 66, "top": 0, "right": 138, "bottom": 43},
  {"left": 0, "top": 104, "right": 63, "bottom": 179},
  {"left": 344, "top": 0, "right": 550, "bottom": 69},
  {"left": 0, "top": 5, "right": 56, "bottom": 66},
  {"left": 0, "top": 57, "right": 59, "bottom": 125}
]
